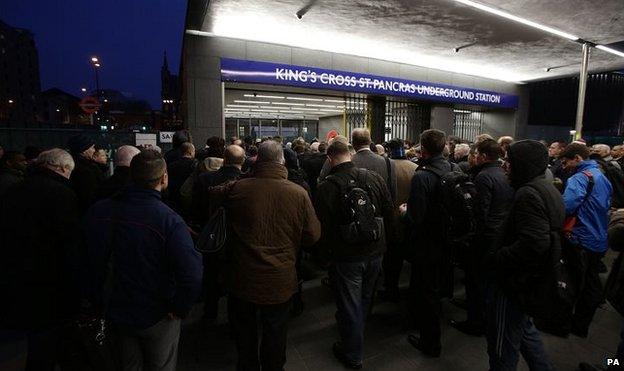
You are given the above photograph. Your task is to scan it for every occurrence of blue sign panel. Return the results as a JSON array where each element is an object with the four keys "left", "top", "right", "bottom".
[{"left": 221, "top": 58, "right": 518, "bottom": 109}]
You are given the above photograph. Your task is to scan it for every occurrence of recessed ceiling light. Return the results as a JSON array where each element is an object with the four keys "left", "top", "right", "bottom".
[
  {"left": 271, "top": 102, "right": 305, "bottom": 106},
  {"left": 324, "top": 99, "right": 345, "bottom": 103},
  {"left": 228, "top": 104, "right": 259, "bottom": 108},
  {"left": 286, "top": 97, "right": 324, "bottom": 102},
  {"left": 306, "top": 104, "right": 337, "bottom": 108},
  {"left": 243, "top": 94, "right": 285, "bottom": 99},
  {"left": 234, "top": 100, "right": 270, "bottom": 104},
  {"left": 298, "top": 108, "right": 320, "bottom": 111}
]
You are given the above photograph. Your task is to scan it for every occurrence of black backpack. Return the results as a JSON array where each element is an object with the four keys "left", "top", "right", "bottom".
[
  {"left": 326, "top": 169, "right": 383, "bottom": 245},
  {"left": 195, "top": 206, "right": 227, "bottom": 254},
  {"left": 421, "top": 166, "right": 477, "bottom": 242}
]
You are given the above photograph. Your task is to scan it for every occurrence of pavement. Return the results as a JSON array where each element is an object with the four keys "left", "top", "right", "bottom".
[{"left": 1, "top": 257, "right": 620, "bottom": 371}]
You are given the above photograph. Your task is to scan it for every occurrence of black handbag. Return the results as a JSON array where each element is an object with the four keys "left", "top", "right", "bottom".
[{"left": 195, "top": 206, "right": 227, "bottom": 254}]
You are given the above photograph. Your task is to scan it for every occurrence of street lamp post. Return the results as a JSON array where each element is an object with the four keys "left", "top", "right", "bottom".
[{"left": 90, "top": 57, "right": 101, "bottom": 100}]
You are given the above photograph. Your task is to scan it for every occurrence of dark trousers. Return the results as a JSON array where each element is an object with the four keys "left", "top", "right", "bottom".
[
  {"left": 228, "top": 295, "right": 291, "bottom": 371},
  {"left": 382, "top": 244, "right": 404, "bottom": 292},
  {"left": 409, "top": 260, "right": 442, "bottom": 352},
  {"left": 464, "top": 247, "right": 487, "bottom": 328},
  {"left": 25, "top": 323, "right": 74, "bottom": 371},
  {"left": 572, "top": 250, "right": 605, "bottom": 336},
  {"left": 114, "top": 317, "right": 181, "bottom": 371},
  {"left": 330, "top": 255, "right": 382, "bottom": 364},
  {"left": 203, "top": 255, "right": 223, "bottom": 318},
  {"left": 486, "top": 285, "right": 552, "bottom": 371}
]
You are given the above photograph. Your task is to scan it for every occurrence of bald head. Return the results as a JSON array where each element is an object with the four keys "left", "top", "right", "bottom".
[
  {"left": 115, "top": 145, "right": 141, "bottom": 167},
  {"left": 223, "top": 145, "right": 246, "bottom": 167}
]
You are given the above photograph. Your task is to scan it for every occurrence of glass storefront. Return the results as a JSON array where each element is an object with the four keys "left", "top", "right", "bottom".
[{"left": 225, "top": 118, "right": 319, "bottom": 142}]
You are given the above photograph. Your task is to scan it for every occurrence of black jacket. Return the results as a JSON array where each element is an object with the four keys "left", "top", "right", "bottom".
[
  {"left": 494, "top": 176, "right": 565, "bottom": 294},
  {"left": 472, "top": 162, "right": 514, "bottom": 250},
  {"left": 0, "top": 167, "right": 82, "bottom": 329},
  {"left": 70, "top": 157, "right": 105, "bottom": 214},
  {"left": 405, "top": 155, "right": 453, "bottom": 263},
  {"left": 96, "top": 166, "right": 131, "bottom": 200},
  {"left": 300, "top": 152, "right": 327, "bottom": 198},
  {"left": 166, "top": 157, "right": 197, "bottom": 214},
  {"left": 194, "top": 165, "right": 241, "bottom": 225},
  {"left": 0, "top": 167, "right": 23, "bottom": 197},
  {"left": 315, "top": 162, "right": 394, "bottom": 262}
]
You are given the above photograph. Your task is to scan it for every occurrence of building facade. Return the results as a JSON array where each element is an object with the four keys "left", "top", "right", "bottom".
[{"left": 0, "top": 20, "right": 41, "bottom": 125}]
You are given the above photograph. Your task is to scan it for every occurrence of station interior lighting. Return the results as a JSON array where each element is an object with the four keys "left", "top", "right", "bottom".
[
  {"left": 8, "top": 99, "right": 14, "bottom": 104},
  {"left": 91, "top": 57, "right": 99, "bottom": 62},
  {"left": 234, "top": 100, "right": 270, "bottom": 104},
  {"left": 453, "top": 0, "right": 579, "bottom": 41},
  {"left": 81, "top": 87, "right": 87, "bottom": 92},
  {"left": 56, "top": 109, "right": 60, "bottom": 112},
  {"left": 286, "top": 96, "right": 323, "bottom": 102},
  {"left": 453, "top": 109, "right": 473, "bottom": 114},
  {"left": 596, "top": 45, "right": 624, "bottom": 58},
  {"left": 243, "top": 94, "right": 285, "bottom": 99}
]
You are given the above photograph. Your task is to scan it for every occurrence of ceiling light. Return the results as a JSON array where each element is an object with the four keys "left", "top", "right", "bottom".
[
  {"left": 243, "top": 94, "right": 285, "bottom": 99},
  {"left": 286, "top": 97, "right": 323, "bottom": 102},
  {"left": 252, "top": 109, "right": 280, "bottom": 112},
  {"left": 228, "top": 104, "right": 259, "bottom": 108},
  {"left": 453, "top": 0, "right": 579, "bottom": 41},
  {"left": 596, "top": 45, "right": 624, "bottom": 58},
  {"left": 298, "top": 108, "right": 320, "bottom": 111},
  {"left": 306, "top": 104, "right": 337, "bottom": 108},
  {"left": 271, "top": 102, "right": 305, "bottom": 106},
  {"left": 234, "top": 100, "right": 270, "bottom": 104},
  {"left": 319, "top": 109, "right": 343, "bottom": 112},
  {"left": 324, "top": 99, "right": 345, "bottom": 103},
  {"left": 453, "top": 109, "right": 473, "bottom": 114}
]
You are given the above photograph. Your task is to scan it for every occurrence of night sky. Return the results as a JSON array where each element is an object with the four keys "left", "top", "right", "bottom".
[{"left": 2, "top": 0, "right": 187, "bottom": 109}]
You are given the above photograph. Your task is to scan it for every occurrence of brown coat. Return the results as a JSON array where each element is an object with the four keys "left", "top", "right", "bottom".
[
  {"left": 210, "top": 161, "right": 321, "bottom": 305},
  {"left": 393, "top": 159, "right": 418, "bottom": 207}
]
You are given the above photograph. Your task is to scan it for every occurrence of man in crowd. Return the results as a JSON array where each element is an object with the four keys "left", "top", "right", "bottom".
[
  {"left": 451, "top": 139, "right": 514, "bottom": 336},
  {"left": 0, "top": 149, "right": 81, "bottom": 371},
  {"left": 497, "top": 136, "right": 514, "bottom": 157},
  {"left": 592, "top": 144, "right": 621, "bottom": 170},
  {"left": 0, "top": 150, "right": 27, "bottom": 196},
  {"left": 84, "top": 149, "right": 203, "bottom": 371},
  {"left": 209, "top": 140, "right": 320, "bottom": 370},
  {"left": 453, "top": 143, "right": 471, "bottom": 172},
  {"left": 560, "top": 143, "right": 612, "bottom": 338},
  {"left": 194, "top": 144, "right": 245, "bottom": 320},
  {"left": 403, "top": 129, "right": 453, "bottom": 357},
  {"left": 68, "top": 134, "right": 105, "bottom": 214},
  {"left": 164, "top": 130, "right": 192, "bottom": 165},
  {"left": 378, "top": 138, "right": 417, "bottom": 302},
  {"left": 488, "top": 140, "right": 564, "bottom": 370},
  {"left": 351, "top": 128, "right": 397, "bottom": 202},
  {"left": 96, "top": 145, "right": 140, "bottom": 200},
  {"left": 549, "top": 140, "right": 569, "bottom": 185},
  {"left": 315, "top": 140, "right": 394, "bottom": 369},
  {"left": 300, "top": 141, "right": 328, "bottom": 199},
  {"left": 166, "top": 142, "right": 197, "bottom": 215}
]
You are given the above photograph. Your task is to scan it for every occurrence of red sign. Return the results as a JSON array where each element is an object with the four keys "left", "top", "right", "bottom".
[{"left": 79, "top": 96, "right": 101, "bottom": 114}]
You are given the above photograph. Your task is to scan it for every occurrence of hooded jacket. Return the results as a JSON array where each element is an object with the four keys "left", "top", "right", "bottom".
[
  {"left": 563, "top": 160, "right": 612, "bottom": 252},
  {"left": 494, "top": 140, "right": 565, "bottom": 294}
]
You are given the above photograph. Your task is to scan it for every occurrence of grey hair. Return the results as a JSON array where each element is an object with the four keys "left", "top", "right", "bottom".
[
  {"left": 257, "top": 140, "right": 285, "bottom": 164},
  {"left": 454, "top": 143, "right": 470, "bottom": 158},
  {"left": 115, "top": 145, "right": 140, "bottom": 167},
  {"left": 37, "top": 148, "right": 75, "bottom": 172}
]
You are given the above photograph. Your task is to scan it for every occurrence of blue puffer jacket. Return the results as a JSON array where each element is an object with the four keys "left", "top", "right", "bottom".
[{"left": 563, "top": 160, "right": 612, "bottom": 252}]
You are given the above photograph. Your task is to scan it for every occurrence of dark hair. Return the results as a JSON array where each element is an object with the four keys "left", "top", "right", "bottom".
[
  {"left": 292, "top": 144, "right": 306, "bottom": 154},
  {"left": 130, "top": 149, "right": 167, "bottom": 188},
  {"left": 172, "top": 130, "right": 191, "bottom": 148},
  {"left": 247, "top": 145, "right": 258, "bottom": 157},
  {"left": 476, "top": 138, "right": 503, "bottom": 161},
  {"left": 560, "top": 143, "right": 590, "bottom": 160},
  {"left": 318, "top": 142, "right": 328, "bottom": 153},
  {"left": 327, "top": 141, "right": 350, "bottom": 157},
  {"left": 420, "top": 129, "right": 446, "bottom": 156},
  {"left": 1, "top": 150, "right": 23, "bottom": 166},
  {"left": 205, "top": 136, "right": 225, "bottom": 158},
  {"left": 551, "top": 140, "right": 567, "bottom": 149},
  {"left": 351, "top": 128, "right": 372, "bottom": 149}
]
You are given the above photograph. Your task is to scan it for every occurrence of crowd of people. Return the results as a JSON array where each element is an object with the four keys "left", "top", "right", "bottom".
[{"left": 0, "top": 127, "right": 623, "bottom": 371}]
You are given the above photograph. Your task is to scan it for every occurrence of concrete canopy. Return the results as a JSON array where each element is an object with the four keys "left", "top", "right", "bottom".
[{"left": 189, "top": 0, "right": 624, "bottom": 83}]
